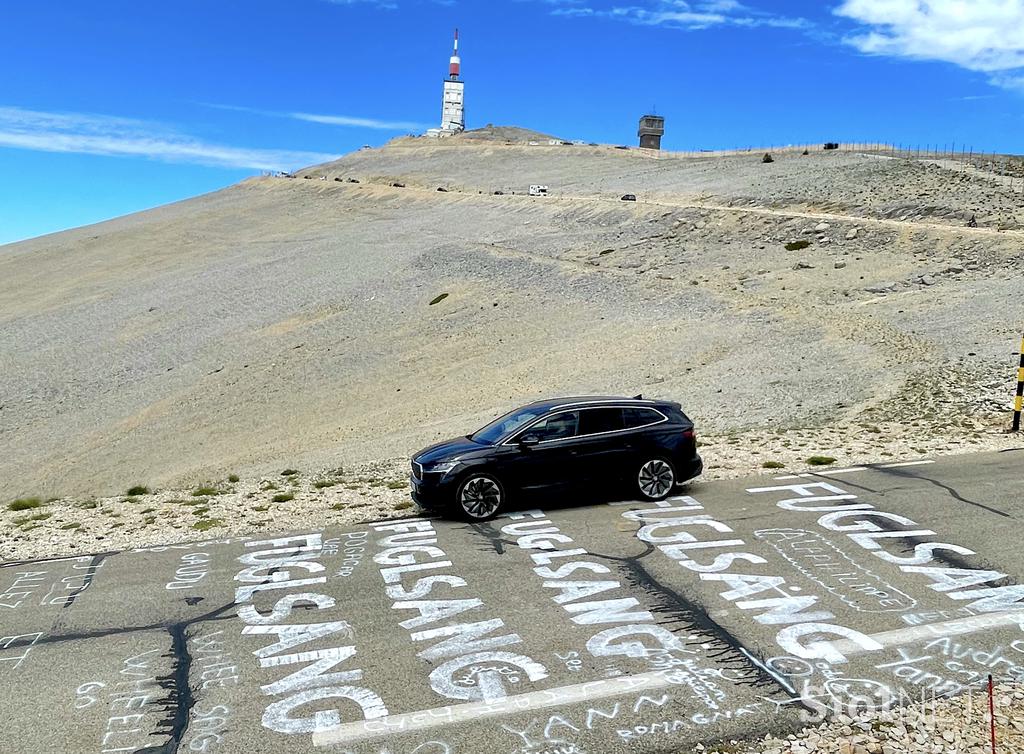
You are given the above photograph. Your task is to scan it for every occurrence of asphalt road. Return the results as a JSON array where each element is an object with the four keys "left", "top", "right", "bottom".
[{"left": 2, "top": 450, "right": 1023, "bottom": 754}]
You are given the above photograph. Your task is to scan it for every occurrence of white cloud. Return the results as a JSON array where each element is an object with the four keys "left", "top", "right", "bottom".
[
  {"left": 835, "top": 0, "right": 1024, "bottom": 87},
  {"left": 204, "top": 103, "right": 425, "bottom": 131},
  {"left": 0, "top": 107, "right": 338, "bottom": 171},
  {"left": 542, "top": 0, "right": 807, "bottom": 30}
]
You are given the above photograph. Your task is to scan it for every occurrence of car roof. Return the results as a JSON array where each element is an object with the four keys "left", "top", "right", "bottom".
[{"left": 521, "top": 396, "right": 670, "bottom": 413}]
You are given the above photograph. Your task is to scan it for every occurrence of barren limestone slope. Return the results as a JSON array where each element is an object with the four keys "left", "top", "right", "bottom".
[{"left": 1, "top": 133, "right": 1022, "bottom": 501}]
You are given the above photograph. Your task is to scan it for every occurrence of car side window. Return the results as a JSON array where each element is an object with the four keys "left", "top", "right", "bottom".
[
  {"left": 578, "top": 408, "right": 624, "bottom": 436},
  {"left": 622, "top": 407, "right": 664, "bottom": 428},
  {"left": 525, "top": 411, "right": 579, "bottom": 441}
]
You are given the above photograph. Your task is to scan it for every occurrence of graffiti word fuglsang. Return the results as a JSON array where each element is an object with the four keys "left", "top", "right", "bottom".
[
  {"left": 165, "top": 552, "right": 211, "bottom": 590},
  {"left": 370, "top": 518, "right": 549, "bottom": 702},
  {"left": 233, "top": 533, "right": 388, "bottom": 735},
  {"left": 754, "top": 529, "right": 916, "bottom": 612},
  {"left": 498, "top": 510, "right": 735, "bottom": 709},
  {"left": 748, "top": 480, "right": 1024, "bottom": 613},
  {"left": 621, "top": 497, "right": 883, "bottom": 665}
]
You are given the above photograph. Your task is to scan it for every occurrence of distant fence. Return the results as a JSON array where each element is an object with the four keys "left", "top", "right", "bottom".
[{"left": 645, "top": 141, "right": 1024, "bottom": 193}]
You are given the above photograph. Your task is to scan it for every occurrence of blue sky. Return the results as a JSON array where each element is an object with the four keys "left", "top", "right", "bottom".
[{"left": 1, "top": 0, "right": 1022, "bottom": 245}]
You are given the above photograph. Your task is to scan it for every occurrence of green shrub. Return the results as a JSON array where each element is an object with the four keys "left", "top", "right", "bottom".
[
  {"left": 193, "top": 519, "right": 223, "bottom": 532},
  {"left": 785, "top": 240, "right": 811, "bottom": 251},
  {"left": 126, "top": 486, "right": 150, "bottom": 496},
  {"left": 272, "top": 492, "right": 295, "bottom": 503},
  {"left": 191, "top": 486, "right": 220, "bottom": 497},
  {"left": 8, "top": 498, "right": 42, "bottom": 511},
  {"left": 806, "top": 455, "right": 837, "bottom": 466},
  {"left": 228, "top": 474, "right": 240, "bottom": 483},
  {"left": 60, "top": 522, "right": 82, "bottom": 530},
  {"left": 386, "top": 480, "right": 408, "bottom": 490},
  {"left": 281, "top": 469, "right": 299, "bottom": 477},
  {"left": 313, "top": 480, "right": 337, "bottom": 489},
  {"left": 761, "top": 460, "right": 785, "bottom": 469}
]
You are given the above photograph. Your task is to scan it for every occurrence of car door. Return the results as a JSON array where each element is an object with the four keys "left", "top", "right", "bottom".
[
  {"left": 571, "top": 407, "right": 634, "bottom": 485},
  {"left": 499, "top": 410, "right": 582, "bottom": 494}
]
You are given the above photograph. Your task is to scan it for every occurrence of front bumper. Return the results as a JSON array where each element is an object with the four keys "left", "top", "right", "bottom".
[{"left": 409, "top": 471, "right": 459, "bottom": 509}]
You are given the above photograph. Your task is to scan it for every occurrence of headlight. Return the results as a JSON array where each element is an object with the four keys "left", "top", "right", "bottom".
[{"left": 427, "top": 460, "right": 459, "bottom": 474}]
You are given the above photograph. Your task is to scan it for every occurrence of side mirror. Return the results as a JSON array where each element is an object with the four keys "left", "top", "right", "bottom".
[{"left": 518, "top": 434, "right": 540, "bottom": 448}]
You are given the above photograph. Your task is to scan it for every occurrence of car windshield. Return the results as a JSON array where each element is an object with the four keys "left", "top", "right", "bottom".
[{"left": 470, "top": 406, "right": 544, "bottom": 444}]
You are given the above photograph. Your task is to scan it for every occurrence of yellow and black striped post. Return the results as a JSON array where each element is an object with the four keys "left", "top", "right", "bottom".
[{"left": 1014, "top": 333, "right": 1024, "bottom": 432}]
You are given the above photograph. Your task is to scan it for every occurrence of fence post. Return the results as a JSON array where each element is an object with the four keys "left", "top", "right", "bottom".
[
  {"left": 989, "top": 674, "right": 997, "bottom": 753},
  {"left": 1013, "top": 333, "right": 1024, "bottom": 432}
]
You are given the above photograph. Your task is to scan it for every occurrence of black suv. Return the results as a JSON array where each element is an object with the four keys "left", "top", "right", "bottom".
[{"left": 410, "top": 396, "right": 702, "bottom": 520}]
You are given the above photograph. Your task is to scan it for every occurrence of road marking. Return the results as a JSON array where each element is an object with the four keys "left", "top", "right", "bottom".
[
  {"left": 312, "top": 670, "right": 687, "bottom": 746},
  {"left": 877, "top": 460, "right": 936, "bottom": 469},
  {"left": 773, "top": 460, "right": 934, "bottom": 481},
  {"left": 826, "top": 610, "right": 1024, "bottom": 658}
]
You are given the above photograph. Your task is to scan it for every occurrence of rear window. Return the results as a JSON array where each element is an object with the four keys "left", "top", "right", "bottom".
[
  {"left": 622, "top": 407, "right": 664, "bottom": 428},
  {"left": 579, "top": 408, "right": 624, "bottom": 435}
]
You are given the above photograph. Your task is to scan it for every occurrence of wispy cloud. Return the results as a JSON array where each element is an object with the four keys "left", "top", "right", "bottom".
[
  {"left": 0, "top": 106, "right": 338, "bottom": 171},
  {"left": 535, "top": 0, "right": 808, "bottom": 30},
  {"left": 204, "top": 102, "right": 425, "bottom": 131},
  {"left": 835, "top": 0, "right": 1024, "bottom": 91}
]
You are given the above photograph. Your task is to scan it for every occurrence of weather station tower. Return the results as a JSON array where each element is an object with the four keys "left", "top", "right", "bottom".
[{"left": 429, "top": 29, "right": 465, "bottom": 137}]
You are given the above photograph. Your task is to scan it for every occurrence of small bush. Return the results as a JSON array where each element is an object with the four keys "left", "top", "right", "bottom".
[
  {"left": 193, "top": 519, "right": 223, "bottom": 532},
  {"left": 331, "top": 502, "right": 347, "bottom": 511},
  {"left": 761, "top": 460, "right": 786, "bottom": 469},
  {"left": 8, "top": 498, "right": 42, "bottom": 511},
  {"left": 429, "top": 293, "right": 449, "bottom": 306},
  {"left": 807, "top": 455, "right": 837, "bottom": 466},
  {"left": 60, "top": 522, "right": 82, "bottom": 530},
  {"left": 228, "top": 474, "right": 240, "bottom": 483},
  {"left": 762, "top": 153, "right": 774, "bottom": 163},
  {"left": 386, "top": 480, "right": 408, "bottom": 490},
  {"left": 78, "top": 500, "right": 99, "bottom": 510},
  {"left": 253, "top": 505, "right": 270, "bottom": 512},
  {"left": 785, "top": 240, "right": 811, "bottom": 251},
  {"left": 192, "top": 486, "right": 220, "bottom": 497},
  {"left": 313, "top": 480, "right": 337, "bottom": 489},
  {"left": 394, "top": 500, "right": 414, "bottom": 510},
  {"left": 272, "top": 492, "right": 295, "bottom": 503},
  {"left": 126, "top": 486, "right": 150, "bottom": 496},
  {"left": 193, "top": 507, "right": 210, "bottom": 516},
  {"left": 281, "top": 469, "right": 299, "bottom": 477}
]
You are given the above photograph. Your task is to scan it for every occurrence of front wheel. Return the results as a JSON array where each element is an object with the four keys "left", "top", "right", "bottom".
[
  {"left": 637, "top": 458, "right": 675, "bottom": 501},
  {"left": 456, "top": 473, "right": 505, "bottom": 521}
]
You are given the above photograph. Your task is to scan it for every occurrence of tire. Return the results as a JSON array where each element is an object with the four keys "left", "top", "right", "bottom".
[
  {"left": 455, "top": 473, "right": 505, "bottom": 521},
  {"left": 637, "top": 457, "right": 676, "bottom": 501}
]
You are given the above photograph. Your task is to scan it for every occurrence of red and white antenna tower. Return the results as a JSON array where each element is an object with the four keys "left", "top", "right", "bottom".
[{"left": 449, "top": 28, "right": 461, "bottom": 80}]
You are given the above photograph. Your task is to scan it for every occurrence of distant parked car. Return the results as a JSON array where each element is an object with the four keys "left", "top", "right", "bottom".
[
  {"left": 824, "top": 143, "right": 839, "bottom": 150},
  {"left": 493, "top": 190, "right": 505, "bottom": 195},
  {"left": 621, "top": 194, "right": 637, "bottom": 202},
  {"left": 529, "top": 185, "right": 549, "bottom": 197},
  {"left": 410, "top": 396, "right": 703, "bottom": 520},
  {"left": 391, "top": 182, "right": 406, "bottom": 188}
]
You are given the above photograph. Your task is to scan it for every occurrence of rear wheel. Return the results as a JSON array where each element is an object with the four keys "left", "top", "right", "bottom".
[
  {"left": 456, "top": 473, "right": 505, "bottom": 521},
  {"left": 637, "top": 458, "right": 675, "bottom": 501}
]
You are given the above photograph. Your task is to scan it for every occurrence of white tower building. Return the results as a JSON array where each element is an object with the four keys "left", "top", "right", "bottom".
[{"left": 430, "top": 30, "right": 465, "bottom": 136}]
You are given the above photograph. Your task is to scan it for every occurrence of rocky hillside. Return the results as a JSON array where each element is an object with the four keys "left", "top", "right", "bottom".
[{"left": 1, "top": 131, "right": 1022, "bottom": 500}]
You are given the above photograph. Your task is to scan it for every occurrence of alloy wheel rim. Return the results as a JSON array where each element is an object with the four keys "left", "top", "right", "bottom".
[
  {"left": 461, "top": 477, "right": 502, "bottom": 518},
  {"left": 638, "top": 460, "right": 674, "bottom": 499}
]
